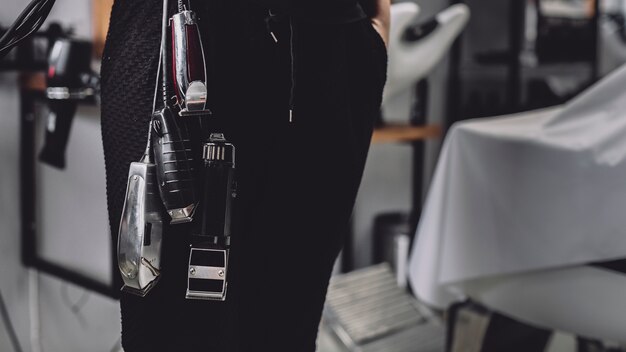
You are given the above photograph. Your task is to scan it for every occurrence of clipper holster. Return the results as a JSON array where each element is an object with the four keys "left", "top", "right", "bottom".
[{"left": 186, "top": 133, "right": 236, "bottom": 301}]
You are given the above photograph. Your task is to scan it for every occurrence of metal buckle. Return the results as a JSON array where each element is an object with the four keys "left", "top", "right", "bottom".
[{"left": 186, "top": 247, "right": 228, "bottom": 301}]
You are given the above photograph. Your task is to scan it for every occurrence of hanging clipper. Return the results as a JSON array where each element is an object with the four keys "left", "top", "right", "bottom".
[
  {"left": 152, "top": 106, "right": 198, "bottom": 224},
  {"left": 186, "top": 133, "right": 236, "bottom": 301},
  {"left": 171, "top": 9, "right": 211, "bottom": 116},
  {"left": 118, "top": 122, "right": 163, "bottom": 297}
]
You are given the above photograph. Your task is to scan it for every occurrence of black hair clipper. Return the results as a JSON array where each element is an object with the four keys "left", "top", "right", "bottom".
[
  {"left": 171, "top": 9, "right": 211, "bottom": 116},
  {"left": 118, "top": 122, "right": 163, "bottom": 296},
  {"left": 186, "top": 133, "right": 236, "bottom": 301},
  {"left": 152, "top": 105, "right": 198, "bottom": 224}
]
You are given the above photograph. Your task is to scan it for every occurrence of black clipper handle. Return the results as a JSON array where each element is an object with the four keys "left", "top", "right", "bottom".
[
  {"left": 199, "top": 134, "right": 236, "bottom": 242},
  {"left": 151, "top": 106, "right": 198, "bottom": 224}
]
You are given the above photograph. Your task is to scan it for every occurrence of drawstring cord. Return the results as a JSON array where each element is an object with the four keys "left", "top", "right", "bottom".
[
  {"left": 288, "top": 17, "right": 295, "bottom": 123},
  {"left": 265, "top": 10, "right": 279, "bottom": 43},
  {"left": 266, "top": 10, "right": 296, "bottom": 123}
]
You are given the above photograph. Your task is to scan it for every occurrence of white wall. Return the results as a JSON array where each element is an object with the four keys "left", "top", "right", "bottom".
[
  {"left": 0, "top": 71, "right": 34, "bottom": 352},
  {"left": 0, "top": 2, "right": 121, "bottom": 351}
]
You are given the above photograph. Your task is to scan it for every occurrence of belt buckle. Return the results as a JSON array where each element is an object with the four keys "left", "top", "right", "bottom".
[{"left": 186, "top": 247, "right": 228, "bottom": 301}]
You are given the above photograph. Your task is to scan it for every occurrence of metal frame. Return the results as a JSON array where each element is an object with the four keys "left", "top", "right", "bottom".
[
  {"left": 446, "top": 0, "right": 601, "bottom": 126},
  {"left": 19, "top": 87, "right": 121, "bottom": 299}
]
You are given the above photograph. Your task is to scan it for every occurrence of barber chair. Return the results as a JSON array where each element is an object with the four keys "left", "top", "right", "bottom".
[
  {"left": 382, "top": 2, "right": 469, "bottom": 105},
  {"left": 599, "top": 14, "right": 626, "bottom": 76},
  {"left": 408, "top": 62, "right": 626, "bottom": 347},
  {"left": 456, "top": 264, "right": 626, "bottom": 345},
  {"left": 321, "top": 264, "right": 444, "bottom": 352}
]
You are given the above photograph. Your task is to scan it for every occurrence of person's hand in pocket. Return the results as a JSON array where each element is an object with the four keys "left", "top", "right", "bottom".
[{"left": 370, "top": 0, "right": 390, "bottom": 47}]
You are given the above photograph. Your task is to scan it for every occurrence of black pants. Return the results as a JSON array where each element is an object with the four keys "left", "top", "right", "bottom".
[{"left": 101, "top": 1, "right": 387, "bottom": 351}]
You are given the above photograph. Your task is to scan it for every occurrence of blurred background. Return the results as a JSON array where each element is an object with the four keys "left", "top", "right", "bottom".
[{"left": 2, "top": 0, "right": 626, "bottom": 351}]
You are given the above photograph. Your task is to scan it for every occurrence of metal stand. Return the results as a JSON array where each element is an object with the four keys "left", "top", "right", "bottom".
[{"left": 18, "top": 76, "right": 120, "bottom": 299}]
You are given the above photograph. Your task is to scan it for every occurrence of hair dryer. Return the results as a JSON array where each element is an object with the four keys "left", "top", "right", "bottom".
[{"left": 40, "top": 39, "right": 95, "bottom": 168}]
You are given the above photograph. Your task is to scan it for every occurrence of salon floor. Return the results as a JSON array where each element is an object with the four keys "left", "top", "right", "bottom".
[
  {"left": 0, "top": 311, "right": 593, "bottom": 352},
  {"left": 316, "top": 327, "right": 580, "bottom": 352}
]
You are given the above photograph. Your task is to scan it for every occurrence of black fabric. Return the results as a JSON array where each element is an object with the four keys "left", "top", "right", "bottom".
[
  {"left": 260, "top": 0, "right": 369, "bottom": 23},
  {"left": 100, "top": 1, "right": 387, "bottom": 351},
  {"left": 481, "top": 314, "right": 552, "bottom": 352},
  {"left": 357, "top": 0, "right": 379, "bottom": 19},
  {"left": 591, "top": 258, "right": 626, "bottom": 274},
  {"left": 446, "top": 301, "right": 552, "bottom": 352}
]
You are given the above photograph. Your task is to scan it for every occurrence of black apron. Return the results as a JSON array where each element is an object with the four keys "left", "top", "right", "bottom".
[{"left": 100, "top": 1, "right": 386, "bottom": 350}]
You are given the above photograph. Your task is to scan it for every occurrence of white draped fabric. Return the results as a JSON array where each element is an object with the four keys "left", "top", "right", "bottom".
[{"left": 409, "top": 64, "right": 626, "bottom": 308}]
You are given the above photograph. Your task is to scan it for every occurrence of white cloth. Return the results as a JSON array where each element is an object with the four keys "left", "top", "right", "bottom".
[{"left": 408, "top": 64, "right": 626, "bottom": 308}]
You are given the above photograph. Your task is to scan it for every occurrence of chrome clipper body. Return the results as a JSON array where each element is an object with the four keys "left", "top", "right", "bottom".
[
  {"left": 171, "top": 10, "right": 211, "bottom": 116},
  {"left": 186, "top": 133, "right": 236, "bottom": 301},
  {"left": 118, "top": 123, "right": 163, "bottom": 297}
]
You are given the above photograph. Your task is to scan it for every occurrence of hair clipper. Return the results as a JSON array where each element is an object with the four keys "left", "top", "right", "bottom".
[
  {"left": 152, "top": 105, "right": 198, "bottom": 223},
  {"left": 171, "top": 9, "right": 211, "bottom": 116},
  {"left": 118, "top": 122, "right": 163, "bottom": 297},
  {"left": 186, "top": 133, "right": 236, "bottom": 301}
]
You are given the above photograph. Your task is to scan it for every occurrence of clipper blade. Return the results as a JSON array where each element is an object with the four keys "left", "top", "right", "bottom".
[
  {"left": 121, "top": 274, "right": 160, "bottom": 297},
  {"left": 186, "top": 247, "right": 228, "bottom": 301},
  {"left": 171, "top": 10, "right": 211, "bottom": 116}
]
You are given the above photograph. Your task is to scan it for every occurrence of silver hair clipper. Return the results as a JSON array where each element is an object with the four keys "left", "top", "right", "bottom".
[
  {"left": 118, "top": 122, "right": 163, "bottom": 296},
  {"left": 171, "top": 9, "right": 211, "bottom": 116},
  {"left": 186, "top": 133, "right": 236, "bottom": 301}
]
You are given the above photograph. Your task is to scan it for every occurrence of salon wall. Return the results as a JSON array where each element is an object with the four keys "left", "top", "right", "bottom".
[
  {"left": 0, "top": 1, "right": 122, "bottom": 352},
  {"left": 0, "top": 72, "right": 33, "bottom": 352}
]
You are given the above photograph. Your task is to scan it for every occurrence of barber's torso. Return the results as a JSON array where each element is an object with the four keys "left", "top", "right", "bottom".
[{"left": 259, "top": 0, "right": 375, "bottom": 23}]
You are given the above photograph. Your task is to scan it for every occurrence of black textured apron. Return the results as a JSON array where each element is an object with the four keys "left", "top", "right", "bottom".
[{"left": 100, "top": 1, "right": 386, "bottom": 350}]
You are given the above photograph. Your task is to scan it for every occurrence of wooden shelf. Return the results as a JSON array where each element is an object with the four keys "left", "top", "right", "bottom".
[
  {"left": 372, "top": 124, "right": 442, "bottom": 144},
  {"left": 20, "top": 71, "right": 444, "bottom": 147},
  {"left": 20, "top": 72, "right": 46, "bottom": 92},
  {"left": 16, "top": 76, "right": 446, "bottom": 147}
]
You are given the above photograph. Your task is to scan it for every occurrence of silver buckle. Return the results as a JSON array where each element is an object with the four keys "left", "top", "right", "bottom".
[{"left": 186, "top": 247, "right": 228, "bottom": 301}]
